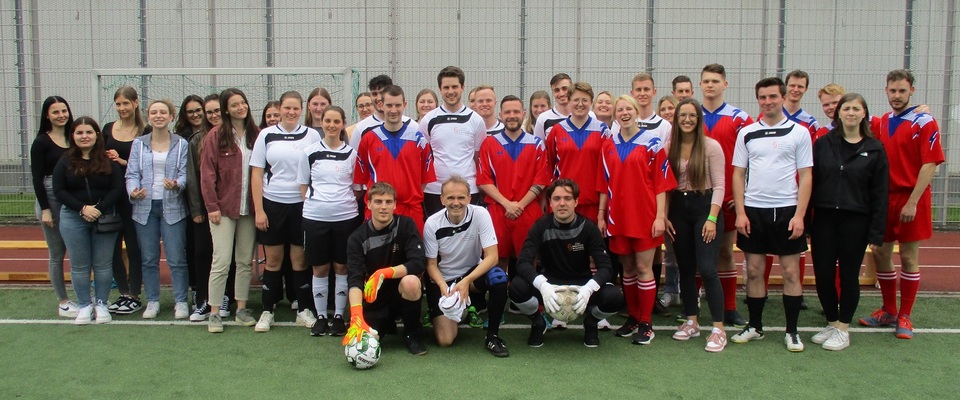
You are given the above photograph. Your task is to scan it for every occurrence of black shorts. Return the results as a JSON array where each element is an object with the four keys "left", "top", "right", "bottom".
[
  {"left": 424, "top": 266, "right": 493, "bottom": 319},
  {"left": 303, "top": 216, "right": 362, "bottom": 266},
  {"left": 362, "top": 279, "right": 402, "bottom": 334},
  {"left": 736, "top": 206, "right": 808, "bottom": 256},
  {"left": 257, "top": 198, "right": 304, "bottom": 246}
]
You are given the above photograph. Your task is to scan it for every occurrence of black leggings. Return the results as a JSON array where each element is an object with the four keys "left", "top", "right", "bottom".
[
  {"left": 669, "top": 190, "right": 724, "bottom": 323},
  {"left": 810, "top": 208, "right": 869, "bottom": 324},
  {"left": 113, "top": 197, "right": 142, "bottom": 296}
]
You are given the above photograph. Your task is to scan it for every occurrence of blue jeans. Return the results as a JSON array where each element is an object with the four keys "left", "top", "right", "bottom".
[
  {"left": 37, "top": 177, "right": 68, "bottom": 301},
  {"left": 59, "top": 206, "right": 117, "bottom": 307},
  {"left": 136, "top": 200, "right": 189, "bottom": 303}
]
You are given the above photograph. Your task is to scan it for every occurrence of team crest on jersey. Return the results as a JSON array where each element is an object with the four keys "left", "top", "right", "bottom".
[{"left": 567, "top": 242, "right": 585, "bottom": 252}]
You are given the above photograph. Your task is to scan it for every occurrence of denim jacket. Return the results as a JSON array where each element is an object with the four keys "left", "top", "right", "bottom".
[{"left": 125, "top": 133, "right": 189, "bottom": 225}]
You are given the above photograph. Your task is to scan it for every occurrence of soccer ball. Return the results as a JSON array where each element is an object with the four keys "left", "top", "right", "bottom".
[
  {"left": 344, "top": 331, "right": 381, "bottom": 370},
  {"left": 548, "top": 286, "right": 580, "bottom": 323}
]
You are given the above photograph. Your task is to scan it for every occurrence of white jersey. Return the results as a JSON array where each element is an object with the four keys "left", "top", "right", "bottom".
[
  {"left": 732, "top": 118, "right": 813, "bottom": 208},
  {"left": 348, "top": 113, "right": 414, "bottom": 150},
  {"left": 418, "top": 105, "right": 486, "bottom": 194},
  {"left": 486, "top": 120, "right": 504, "bottom": 136},
  {"left": 610, "top": 113, "right": 672, "bottom": 142},
  {"left": 423, "top": 204, "right": 498, "bottom": 282},
  {"left": 297, "top": 140, "right": 358, "bottom": 222},
  {"left": 250, "top": 124, "right": 321, "bottom": 204}
]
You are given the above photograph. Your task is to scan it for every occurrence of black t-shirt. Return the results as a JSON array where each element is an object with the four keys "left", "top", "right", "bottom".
[
  {"left": 30, "top": 133, "right": 69, "bottom": 209},
  {"left": 840, "top": 137, "right": 863, "bottom": 161},
  {"left": 51, "top": 157, "right": 124, "bottom": 213},
  {"left": 346, "top": 215, "right": 425, "bottom": 291},
  {"left": 103, "top": 121, "right": 152, "bottom": 173}
]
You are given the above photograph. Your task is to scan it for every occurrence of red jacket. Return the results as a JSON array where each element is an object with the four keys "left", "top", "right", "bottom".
[{"left": 199, "top": 126, "right": 257, "bottom": 219}]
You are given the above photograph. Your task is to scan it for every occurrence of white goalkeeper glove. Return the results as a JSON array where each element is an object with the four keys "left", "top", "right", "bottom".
[
  {"left": 533, "top": 275, "right": 559, "bottom": 314},
  {"left": 574, "top": 279, "right": 600, "bottom": 315}
]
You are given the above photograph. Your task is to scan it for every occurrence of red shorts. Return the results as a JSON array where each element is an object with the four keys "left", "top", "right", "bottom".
[
  {"left": 721, "top": 203, "right": 737, "bottom": 233},
  {"left": 489, "top": 203, "right": 543, "bottom": 258},
  {"left": 577, "top": 204, "right": 601, "bottom": 225},
  {"left": 363, "top": 202, "right": 424, "bottom": 234},
  {"left": 884, "top": 190, "right": 933, "bottom": 243},
  {"left": 609, "top": 235, "right": 663, "bottom": 255}
]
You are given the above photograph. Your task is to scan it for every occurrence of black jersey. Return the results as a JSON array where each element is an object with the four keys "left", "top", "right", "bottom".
[
  {"left": 516, "top": 213, "right": 613, "bottom": 286},
  {"left": 346, "top": 214, "right": 426, "bottom": 291}
]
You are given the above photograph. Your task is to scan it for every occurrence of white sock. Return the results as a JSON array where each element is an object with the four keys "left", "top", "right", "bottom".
[
  {"left": 334, "top": 274, "right": 348, "bottom": 317},
  {"left": 312, "top": 276, "right": 328, "bottom": 319}
]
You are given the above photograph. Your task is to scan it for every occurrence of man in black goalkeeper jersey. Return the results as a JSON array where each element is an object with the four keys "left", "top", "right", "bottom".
[{"left": 508, "top": 178, "right": 624, "bottom": 348}]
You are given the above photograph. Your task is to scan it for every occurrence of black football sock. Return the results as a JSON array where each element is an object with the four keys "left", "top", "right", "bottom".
[
  {"left": 401, "top": 296, "right": 423, "bottom": 337},
  {"left": 783, "top": 295, "right": 802, "bottom": 334},
  {"left": 745, "top": 296, "right": 767, "bottom": 331},
  {"left": 261, "top": 269, "right": 283, "bottom": 312},
  {"left": 294, "top": 269, "right": 313, "bottom": 313},
  {"left": 486, "top": 282, "right": 508, "bottom": 337}
]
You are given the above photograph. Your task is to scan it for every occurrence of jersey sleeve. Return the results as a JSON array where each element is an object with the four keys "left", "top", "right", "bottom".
[
  {"left": 736, "top": 112, "right": 754, "bottom": 133},
  {"left": 472, "top": 116, "right": 487, "bottom": 150},
  {"left": 596, "top": 141, "right": 611, "bottom": 195},
  {"left": 732, "top": 130, "right": 749, "bottom": 168},
  {"left": 420, "top": 136, "right": 437, "bottom": 185},
  {"left": 545, "top": 126, "right": 559, "bottom": 179},
  {"left": 919, "top": 117, "right": 946, "bottom": 165},
  {"left": 353, "top": 135, "right": 371, "bottom": 186},
  {"left": 476, "top": 138, "right": 495, "bottom": 186},
  {"left": 533, "top": 115, "right": 546, "bottom": 141},
  {"left": 533, "top": 138, "right": 551, "bottom": 186},
  {"left": 249, "top": 131, "right": 268, "bottom": 168},
  {"left": 476, "top": 207, "right": 498, "bottom": 249},
  {"left": 296, "top": 149, "right": 310, "bottom": 185},
  {"left": 653, "top": 146, "right": 678, "bottom": 194},
  {"left": 346, "top": 229, "right": 367, "bottom": 290},
  {"left": 795, "top": 128, "right": 814, "bottom": 169},
  {"left": 422, "top": 217, "right": 439, "bottom": 258}
]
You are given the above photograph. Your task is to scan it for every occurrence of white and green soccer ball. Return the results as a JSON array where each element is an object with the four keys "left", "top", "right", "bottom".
[{"left": 344, "top": 331, "right": 381, "bottom": 370}]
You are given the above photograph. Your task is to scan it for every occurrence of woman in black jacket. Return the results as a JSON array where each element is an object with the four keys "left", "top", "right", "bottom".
[{"left": 809, "top": 93, "right": 888, "bottom": 351}]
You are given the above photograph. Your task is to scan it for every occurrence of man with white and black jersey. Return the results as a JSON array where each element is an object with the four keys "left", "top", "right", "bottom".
[
  {"left": 297, "top": 105, "right": 362, "bottom": 337},
  {"left": 473, "top": 85, "right": 503, "bottom": 135},
  {"left": 249, "top": 90, "right": 322, "bottom": 333},
  {"left": 347, "top": 75, "right": 414, "bottom": 151},
  {"left": 418, "top": 66, "right": 487, "bottom": 217},
  {"left": 610, "top": 73, "right": 672, "bottom": 142},
  {"left": 533, "top": 73, "right": 573, "bottom": 140},
  {"left": 423, "top": 176, "right": 508, "bottom": 357}
]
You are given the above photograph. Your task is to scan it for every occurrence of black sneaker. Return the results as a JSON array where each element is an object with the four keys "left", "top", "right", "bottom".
[
  {"left": 724, "top": 310, "right": 747, "bottom": 328},
  {"left": 485, "top": 335, "right": 510, "bottom": 357},
  {"left": 615, "top": 316, "right": 639, "bottom": 337},
  {"left": 583, "top": 313, "right": 600, "bottom": 348},
  {"left": 115, "top": 297, "right": 142, "bottom": 315},
  {"left": 404, "top": 334, "right": 427, "bottom": 356},
  {"left": 107, "top": 296, "right": 129, "bottom": 313},
  {"left": 528, "top": 312, "right": 547, "bottom": 347},
  {"left": 328, "top": 315, "right": 346, "bottom": 336},
  {"left": 632, "top": 322, "right": 655, "bottom": 345},
  {"left": 310, "top": 317, "right": 328, "bottom": 337}
]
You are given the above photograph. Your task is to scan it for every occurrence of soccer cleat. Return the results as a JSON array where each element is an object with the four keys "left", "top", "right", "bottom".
[
  {"left": 174, "top": 302, "right": 190, "bottom": 319},
  {"left": 731, "top": 326, "right": 764, "bottom": 343},
  {"left": 822, "top": 329, "right": 850, "bottom": 351},
  {"left": 404, "top": 334, "right": 428, "bottom": 356},
  {"left": 218, "top": 295, "right": 231, "bottom": 318},
  {"left": 254, "top": 311, "right": 274, "bottom": 332},
  {"left": 421, "top": 312, "right": 433, "bottom": 328},
  {"left": 142, "top": 301, "right": 160, "bottom": 319},
  {"left": 672, "top": 320, "right": 701, "bottom": 341},
  {"left": 329, "top": 315, "right": 347, "bottom": 337},
  {"left": 208, "top": 314, "right": 223, "bottom": 333},
  {"left": 95, "top": 300, "right": 112, "bottom": 324},
  {"left": 859, "top": 308, "right": 897, "bottom": 327},
  {"left": 486, "top": 335, "right": 510, "bottom": 357},
  {"left": 615, "top": 316, "right": 639, "bottom": 337},
  {"left": 528, "top": 312, "right": 547, "bottom": 347},
  {"left": 895, "top": 314, "right": 914, "bottom": 339},
  {"left": 74, "top": 305, "right": 93, "bottom": 325},
  {"left": 785, "top": 333, "right": 805, "bottom": 352},
  {"left": 659, "top": 292, "right": 681, "bottom": 307},
  {"left": 583, "top": 313, "right": 600, "bottom": 348},
  {"left": 59, "top": 301, "right": 80, "bottom": 318},
  {"left": 296, "top": 309, "right": 318, "bottom": 328},
  {"left": 811, "top": 325, "right": 837, "bottom": 345},
  {"left": 311, "top": 317, "right": 329, "bottom": 337},
  {"left": 724, "top": 310, "right": 747, "bottom": 328},
  {"left": 190, "top": 302, "right": 211, "bottom": 322},
  {"left": 597, "top": 318, "right": 612, "bottom": 331},
  {"left": 632, "top": 322, "right": 655, "bottom": 345},
  {"left": 465, "top": 306, "right": 483, "bottom": 328},
  {"left": 235, "top": 308, "right": 256, "bottom": 326},
  {"left": 705, "top": 329, "right": 727, "bottom": 353}
]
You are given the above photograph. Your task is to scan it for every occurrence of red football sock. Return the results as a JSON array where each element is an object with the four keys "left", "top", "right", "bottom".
[
  {"left": 719, "top": 270, "right": 738, "bottom": 311},
  {"left": 622, "top": 275, "right": 639, "bottom": 320},
  {"left": 638, "top": 279, "right": 657, "bottom": 323},
  {"left": 899, "top": 271, "right": 920, "bottom": 316},
  {"left": 876, "top": 271, "right": 898, "bottom": 315}
]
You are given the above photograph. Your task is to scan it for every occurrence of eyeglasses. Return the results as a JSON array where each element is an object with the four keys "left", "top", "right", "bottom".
[
  {"left": 677, "top": 113, "right": 698, "bottom": 120},
  {"left": 356, "top": 102, "right": 374, "bottom": 109},
  {"left": 205, "top": 109, "right": 221, "bottom": 116},
  {"left": 186, "top": 108, "right": 204, "bottom": 115}
]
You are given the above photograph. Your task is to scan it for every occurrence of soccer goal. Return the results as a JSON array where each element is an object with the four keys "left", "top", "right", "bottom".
[{"left": 92, "top": 67, "right": 361, "bottom": 124}]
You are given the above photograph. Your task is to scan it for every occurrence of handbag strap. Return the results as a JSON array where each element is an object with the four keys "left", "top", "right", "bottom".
[{"left": 83, "top": 177, "right": 100, "bottom": 206}]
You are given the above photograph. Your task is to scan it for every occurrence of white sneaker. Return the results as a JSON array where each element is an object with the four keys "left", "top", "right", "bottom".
[
  {"left": 142, "top": 301, "right": 160, "bottom": 319},
  {"left": 597, "top": 318, "right": 612, "bottom": 330},
  {"left": 59, "top": 301, "right": 80, "bottom": 318},
  {"left": 659, "top": 292, "right": 681, "bottom": 307},
  {"left": 95, "top": 301, "right": 112, "bottom": 324},
  {"left": 731, "top": 326, "right": 764, "bottom": 343},
  {"left": 811, "top": 325, "right": 837, "bottom": 344},
  {"left": 822, "top": 329, "right": 850, "bottom": 351},
  {"left": 255, "top": 311, "right": 274, "bottom": 332},
  {"left": 74, "top": 305, "right": 94, "bottom": 325},
  {"left": 190, "top": 302, "right": 211, "bottom": 322},
  {"left": 296, "top": 309, "right": 318, "bottom": 328},
  {"left": 219, "top": 295, "right": 231, "bottom": 318},
  {"left": 785, "top": 333, "right": 805, "bottom": 352},
  {"left": 174, "top": 302, "right": 189, "bottom": 319}
]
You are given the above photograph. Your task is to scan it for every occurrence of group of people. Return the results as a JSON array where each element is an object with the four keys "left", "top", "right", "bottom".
[{"left": 31, "top": 64, "right": 943, "bottom": 357}]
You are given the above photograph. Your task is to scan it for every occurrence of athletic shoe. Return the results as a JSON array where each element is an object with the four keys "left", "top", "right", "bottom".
[
  {"left": 616, "top": 316, "right": 639, "bottom": 337},
  {"left": 94, "top": 301, "right": 111, "bottom": 324},
  {"left": 190, "top": 302, "right": 211, "bottom": 322},
  {"left": 659, "top": 292, "right": 681, "bottom": 307},
  {"left": 704, "top": 329, "right": 727, "bottom": 353},
  {"left": 485, "top": 335, "right": 510, "bottom": 357},
  {"left": 811, "top": 325, "right": 837, "bottom": 345},
  {"left": 191, "top": 291, "right": 198, "bottom": 311},
  {"left": 142, "top": 301, "right": 160, "bottom": 319},
  {"left": 859, "top": 308, "right": 897, "bottom": 327},
  {"left": 551, "top": 318, "right": 567, "bottom": 330},
  {"left": 654, "top": 301, "right": 672, "bottom": 317},
  {"left": 235, "top": 308, "right": 256, "bottom": 327},
  {"left": 311, "top": 317, "right": 329, "bottom": 337},
  {"left": 672, "top": 320, "right": 701, "bottom": 341},
  {"left": 404, "top": 334, "right": 427, "bottom": 356},
  {"left": 107, "top": 296, "right": 125, "bottom": 312},
  {"left": 255, "top": 311, "right": 274, "bottom": 332},
  {"left": 896, "top": 314, "right": 914, "bottom": 339},
  {"left": 785, "top": 333, "right": 805, "bottom": 352},
  {"left": 74, "top": 305, "right": 93, "bottom": 325},
  {"left": 113, "top": 296, "right": 141, "bottom": 315},
  {"left": 528, "top": 312, "right": 547, "bottom": 347},
  {"left": 296, "top": 310, "right": 318, "bottom": 328},
  {"left": 329, "top": 315, "right": 346, "bottom": 336},
  {"left": 208, "top": 314, "right": 223, "bottom": 333},
  {"left": 58, "top": 301, "right": 80, "bottom": 318},
  {"left": 218, "top": 295, "right": 231, "bottom": 318},
  {"left": 724, "top": 310, "right": 747, "bottom": 328},
  {"left": 290, "top": 300, "right": 298, "bottom": 310},
  {"left": 597, "top": 318, "right": 612, "bottom": 331},
  {"left": 583, "top": 313, "right": 600, "bottom": 348},
  {"left": 465, "top": 306, "right": 483, "bottom": 328},
  {"left": 822, "top": 329, "right": 850, "bottom": 351},
  {"left": 174, "top": 302, "right": 189, "bottom": 319},
  {"left": 632, "top": 322, "right": 655, "bottom": 345},
  {"left": 421, "top": 312, "right": 433, "bottom": 328},
  {"left": 731, "top": 326, "right": 764, "bottom": 343}
]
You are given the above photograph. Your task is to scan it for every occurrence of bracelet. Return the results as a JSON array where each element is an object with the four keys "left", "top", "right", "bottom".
[{"left": 706, "top": 214, "right": 717, "bottom": 223}]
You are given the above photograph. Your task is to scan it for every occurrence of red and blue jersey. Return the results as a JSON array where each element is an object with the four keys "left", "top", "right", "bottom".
[
  {"left": 872, "top": 106, "right": 944, "bottom": 192},
  {"left": 777, "top": 107, "right": 820, "bottom": 139},
  {"left": 599, "top": 131, "right": 677, "bottom": 239},
  {"left": 354, "top": 120, "right": 436, "bottom": 210},
  {"left": 546, "top": 116, "right": 610, "bottom": 208},
  {"left": 702, "top": 102, "right": 753, "bottom": 204},
  {"left": 477, "top": 130, "right": 550, "bottom": 205}
]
